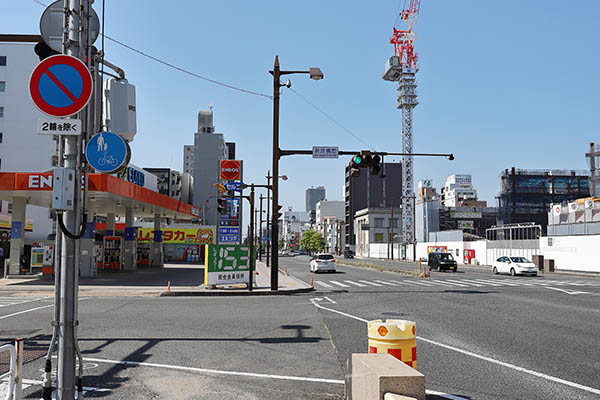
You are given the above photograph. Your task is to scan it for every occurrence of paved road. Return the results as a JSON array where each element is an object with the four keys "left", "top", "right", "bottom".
[
  {"left": 1, "top": 257, "right": 599, "bottom": 399},
  {"left": 279, "top": 255, "right": 600, "bottom": 399}
]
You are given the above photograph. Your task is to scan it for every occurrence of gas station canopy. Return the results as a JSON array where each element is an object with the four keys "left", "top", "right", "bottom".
[{"left": 0, "top": 172, "right": 200, "bottom": 219}]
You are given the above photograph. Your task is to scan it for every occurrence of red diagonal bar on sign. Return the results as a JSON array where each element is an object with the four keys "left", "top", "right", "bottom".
[{"left": 43, "top": 68, "right": 78, "bottom": 103}]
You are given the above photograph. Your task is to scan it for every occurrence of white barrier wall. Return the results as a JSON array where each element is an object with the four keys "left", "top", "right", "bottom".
[{"left": 539, "top": 235, "right": 600, "bottom": 273}]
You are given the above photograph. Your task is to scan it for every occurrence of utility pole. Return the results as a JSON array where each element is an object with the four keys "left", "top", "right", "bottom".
[
  {"left": 266, "top": 171, "right": 271, "bottom": 268},
  {"left": 248, "top": 184, "right": 255, "bottom": 291},
  {"left": 390, "top": 200, "right": 394, "bottom": 261},
  {"left": 59, "top": 1, "right": 82, "bottom": 399},
  {"left": 259, "top": 194, "right": 264, "bottom": 262}
]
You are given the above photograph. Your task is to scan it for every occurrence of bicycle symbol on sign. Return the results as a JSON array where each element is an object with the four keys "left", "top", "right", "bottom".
[{"left": 98, "top": 154, "right": 119, "bottom": 167}]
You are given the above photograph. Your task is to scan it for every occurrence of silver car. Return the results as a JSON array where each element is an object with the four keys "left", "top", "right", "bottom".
[{"left": 309, "top": 254, "right": 336, "bottom": 273}]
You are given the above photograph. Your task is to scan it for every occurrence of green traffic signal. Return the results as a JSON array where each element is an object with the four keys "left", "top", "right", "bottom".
[{"left": 353, "top": 155, "right": 363, "bottom": 164}]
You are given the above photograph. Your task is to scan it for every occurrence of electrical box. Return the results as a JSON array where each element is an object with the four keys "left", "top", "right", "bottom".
[
  {"left": 52, "top": 167, "right": 75, "bottom": 211},
  {"left": 103, "top": 78, "right": 137, "bottom": 142}
]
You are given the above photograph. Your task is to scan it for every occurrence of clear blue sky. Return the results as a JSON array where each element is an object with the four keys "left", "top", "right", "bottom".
[{"left": 5, "top": 1, "right": 600, "bottom": 215}]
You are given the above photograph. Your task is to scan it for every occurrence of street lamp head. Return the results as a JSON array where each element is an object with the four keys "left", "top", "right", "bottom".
[
  {"left": 448, "top": 154, "right": 455, "bottom": 161},
  {"left": 284, "top": 80, "right": 291, "bottom": 88},
  {"left": 309, "top": 67, "right": 324, "bottom": 80},
  {"left": 281, "top": 175, "right": 288, "bottom": 181}
]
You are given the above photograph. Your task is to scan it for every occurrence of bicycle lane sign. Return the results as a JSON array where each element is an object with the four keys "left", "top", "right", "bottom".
[{"left": 86, "top": 131, "right": 128, "bottom": 173}]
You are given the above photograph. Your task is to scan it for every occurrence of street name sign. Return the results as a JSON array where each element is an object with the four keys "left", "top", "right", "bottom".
[
  {"left": 204, "top": 244, "right": 254, "bottom": 285},
  {"left": 29, "top": 55, "right": 93, "bottom": 117},
  {"left": 37, "top": 118, "right": 81, "bottom": 136},
  {"left": 86, "top": 132, "right": 128, "bottom": 174},
  {"left": 312, "top": 146, "right": 339, "bottom": 158},
  {"left": 224, "top": 182, "right": 243, "bottom": 192}
]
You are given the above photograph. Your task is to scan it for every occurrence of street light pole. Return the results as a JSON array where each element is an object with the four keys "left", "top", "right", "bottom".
[
  {"left": 269, "top": 56, "right": 323, "bottom": 290},
  {"left": 270, "top": 57, "right": 282, "bottom": 290},
  {"left": 259, "top": 194, "right": 264, "bottom": 262},
  {"left": 266, "top": 171, "right": 271, "bottom": 268}
]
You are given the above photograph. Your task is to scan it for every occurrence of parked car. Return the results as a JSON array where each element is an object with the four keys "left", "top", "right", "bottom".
[
  {"left": 343, "top": 249, "right": 354, "bottom": 259},
  {"left": 428, "top": 252, "right": 457, "bottom": 272},
  {"left": 309, "top": 253, "right": 336, "bottom": 273},
  {"left": 493, "top": 256, "right": 538, "bottom": 276}
]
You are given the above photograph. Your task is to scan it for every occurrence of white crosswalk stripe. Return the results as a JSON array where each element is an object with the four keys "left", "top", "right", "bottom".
[
  {"left": 373, "top": 280, "right": 399, "bottom": 286},
  {"left": 410, "top": 281, "right": 437, "bottom": 287},
  {"left": 443, "top": 279, "right": 477, "bottom": 287},
  {"left": 470, "top": 279, "right": 503, "bottom": 287},
  {"left": 0, "top": 296, "right": 47, "bottom": 308},
  {"left": 358, "top": 280, "right": 384, "bottom": 287},
  {"left": 431, "top": 280, "right": 468, "bottom": 287},
  {"left": 315, "top": 281, "right": 333, "bottom": 288},
  {"left": 344, "top": 280, "right": 368, "bottom": 287},
  {"left": 329, "top": 281, "right": 350, "bottom": 288},
  {"left": 419, "top": 280, "right": 454, "bottom": 287}
]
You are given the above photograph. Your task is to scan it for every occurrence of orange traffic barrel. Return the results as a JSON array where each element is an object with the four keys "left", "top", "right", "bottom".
[{"left": 368, "top": 319, "right": 417, "bottom": 369}]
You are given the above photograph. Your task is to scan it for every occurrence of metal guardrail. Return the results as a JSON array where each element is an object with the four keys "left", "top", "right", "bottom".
[{"left": 0, "top": 339, "right": 23, "bottom": 400}]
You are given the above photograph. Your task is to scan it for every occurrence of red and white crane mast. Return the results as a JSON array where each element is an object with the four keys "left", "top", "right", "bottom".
[{"left": 383, "top": 0, "right": 420, "bottom": 250}]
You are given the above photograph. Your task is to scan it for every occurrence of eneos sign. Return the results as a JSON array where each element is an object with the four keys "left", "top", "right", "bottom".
[{"left": 219, "top": 160, "right": 241, "bottom": 181}]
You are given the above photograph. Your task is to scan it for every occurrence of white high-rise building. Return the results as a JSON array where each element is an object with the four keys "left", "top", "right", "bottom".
[
  {"left": 440, "top": 174, "right": 478, "bottom": 207},
  {"left": 0, "top": 41, "right": 56, "bottom": 240}
]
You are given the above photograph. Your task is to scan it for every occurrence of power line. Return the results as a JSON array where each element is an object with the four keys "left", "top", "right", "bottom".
[
  {"left": 31, "top": 0, "right": 272, "bottom": 99},
  {"left": 288, "top": 87, "right": 376, "bottom": 151}
]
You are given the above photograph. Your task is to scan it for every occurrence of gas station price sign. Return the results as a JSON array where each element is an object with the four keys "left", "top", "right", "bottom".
[{"left": 204, "top": 244, "right": 255, "bottom": 286}]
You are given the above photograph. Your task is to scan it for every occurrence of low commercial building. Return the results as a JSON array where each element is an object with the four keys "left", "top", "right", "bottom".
[
  {"left": 353, "top": 207, "right": 401, "bottom": 258},
  {"left": 315, "top": 200, "right": 344, "bottom": 253}
]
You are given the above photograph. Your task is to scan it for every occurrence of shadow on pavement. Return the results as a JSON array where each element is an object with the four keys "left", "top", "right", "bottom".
[{"left": 8, "top": 264, "right": 205, "bottom": 288}]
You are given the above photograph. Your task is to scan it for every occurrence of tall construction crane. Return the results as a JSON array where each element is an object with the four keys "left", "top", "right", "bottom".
[{"left": 382, "top": 0, "right": 420, "bottom": 251}]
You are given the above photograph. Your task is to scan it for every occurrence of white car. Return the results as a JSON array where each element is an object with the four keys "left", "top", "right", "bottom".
[
  {"left": 493, "top": 256, "right": 538, "bottom": 276},
  {"left": 309, "top": 254, "right": 336, "bottom": 273}
]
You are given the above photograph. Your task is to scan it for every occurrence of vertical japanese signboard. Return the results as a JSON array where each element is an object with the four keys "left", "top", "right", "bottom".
[{"left": 204, "top": 244, "right": 255, "bottom": 285}]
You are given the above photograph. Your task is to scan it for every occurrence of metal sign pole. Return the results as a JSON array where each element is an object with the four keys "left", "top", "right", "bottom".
[{"left": 58, "top": 1, "right": 82, "bottom": 399}]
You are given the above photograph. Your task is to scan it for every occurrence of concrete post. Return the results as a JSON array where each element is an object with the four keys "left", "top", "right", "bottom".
[
  {"left": 8, "top": 197, "right": 26, "bottom": 275},
  {"left": 151, "top": 213, "right": 163, "bottom": 267},
  {"left": 123, "top": 208, "right": 136, "bottom": 270},
  {"left": 106, "top": 213, "right": 115, "bottom": 236}
]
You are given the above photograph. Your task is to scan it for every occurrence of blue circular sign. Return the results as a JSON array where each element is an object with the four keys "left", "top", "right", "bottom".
[{"left": 86, "top": 132, "right": 128, "bottom": 173}]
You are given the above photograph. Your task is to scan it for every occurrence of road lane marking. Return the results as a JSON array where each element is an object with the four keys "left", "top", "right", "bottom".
[
  {"left": 329, "top": 281, "right": 350, "bottom": 288},
  {"left": 315, "top": 281, "right": 333, "bottom": 288},
  {"left": 373, "top": 280, "right": 399, "bottom": 286},
  {"left": 419, "top": 281, "right": 453, "bottom": 286},
  {"left": 0, "top": 297, "right": 89, "bottom": 320},
  {"left": 443, "top": 279, "right": 479, "bottom": 287},
  {"left": 470, "top": 279, "right": 503, "bottom": 287},
  {"left": 410, "top": 281, "right": 436, "bottom": 287},
  {"left": 358, "top": 280, "right": 383, "bottom": 287},
  {"left": 546, "top": 287, "right": 591, "bottom": 295},
  {"left": 323, "top": 296, "right": 337, "bottom": 304},
  {"left": 344, "top": 280, "right": 368, "bottom": 287},
  {"left": 310, "top": 301, "right": 600, "bottom": 397},
  {"left": 82, "top": 355, "right": 346, "bottom": 385}
]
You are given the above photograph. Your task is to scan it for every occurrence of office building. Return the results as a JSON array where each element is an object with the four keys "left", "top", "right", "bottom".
[
  {"left": 497, "top": 167, "right": 589, "bottom": 230},
  {"left": 187, "top": 109, "right": 231, "bottom": 225},
  {"left": 344, "top": 162, "right": 402, "bottom": 250},
  {"left": 315, "top": 200, "right": 344, "bottom": 254},
  {"left": 281, "top": 210, "right": 310, "bottom": 251},
  {"left": 0, "top": 40, "right": 56, "bottom": 240},
  {"left": 440, "top": 174, "right": 477, "bottom": 207},
  {"left": 305, "top": 186, "right": 326, "bottom": 223},
  {"left": 183, "top": 145, "right": 194, "bottom": 175}
]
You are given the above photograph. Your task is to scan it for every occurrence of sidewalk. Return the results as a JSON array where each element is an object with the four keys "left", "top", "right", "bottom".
[
  {"left": 161, "top": 261, "right": 314, "bottom": 296},
  {"left": 0, "top": 261, "right": 313, "bottom": 297}
]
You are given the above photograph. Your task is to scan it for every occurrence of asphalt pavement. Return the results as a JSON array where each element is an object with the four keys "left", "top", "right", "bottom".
[{"left": 1, "top": 256, "right": 598, "bottom": 399}]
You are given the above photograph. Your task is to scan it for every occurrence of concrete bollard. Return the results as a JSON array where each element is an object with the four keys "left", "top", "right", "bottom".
[{"left": 346, "top": 354, "right": 425, "bottom": 400}]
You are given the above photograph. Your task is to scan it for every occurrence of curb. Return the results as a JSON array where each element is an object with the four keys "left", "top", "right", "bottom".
[
  {"left": 159, "top": 286, "right": 315, "bottom": 297},
  {"left": 336, "top": 259, "right": 419, "bottom": 277}
]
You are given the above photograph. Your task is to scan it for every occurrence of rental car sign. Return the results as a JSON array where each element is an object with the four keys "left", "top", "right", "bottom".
[{"left": 220, "top": 160, "right": 241, "bottom": 180}]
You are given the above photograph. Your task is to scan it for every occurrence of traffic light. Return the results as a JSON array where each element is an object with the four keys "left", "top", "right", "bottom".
[
  {"left": 350, "top": 151, "right": 382, "bottom": 177},
  {"left": 34, "top": 41, "right": 59, "bottom": 61},
  {"left": 217, "top": 197, "right": 228, "bottom": 214},
  {"left": 370, "top": 154, "right": 381, "bottom": 175},
  {"left": 350, "top": 153, "right": 363, "bottom": 177}
]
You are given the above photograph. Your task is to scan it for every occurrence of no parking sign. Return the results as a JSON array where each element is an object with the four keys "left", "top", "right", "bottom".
[{"left": 29, "top": 54, "right": 93, "bottom": 117}]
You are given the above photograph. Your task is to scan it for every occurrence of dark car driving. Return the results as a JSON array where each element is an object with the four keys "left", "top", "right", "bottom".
[{"left": 428, "top": 252, "right": 458, "bottom": 272}]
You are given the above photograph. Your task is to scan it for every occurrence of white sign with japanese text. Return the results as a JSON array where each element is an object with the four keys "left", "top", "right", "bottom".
[
  {"left": 312, "top": 146, "right": 339, "bottom": 159},
  {"left": 37, "top": 118, "right": 82, "bottom": 136}
]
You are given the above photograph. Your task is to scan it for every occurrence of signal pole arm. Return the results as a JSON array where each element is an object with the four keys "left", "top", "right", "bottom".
[{"left": 278, "top": 149, "right": 454, "bottom": 159}]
